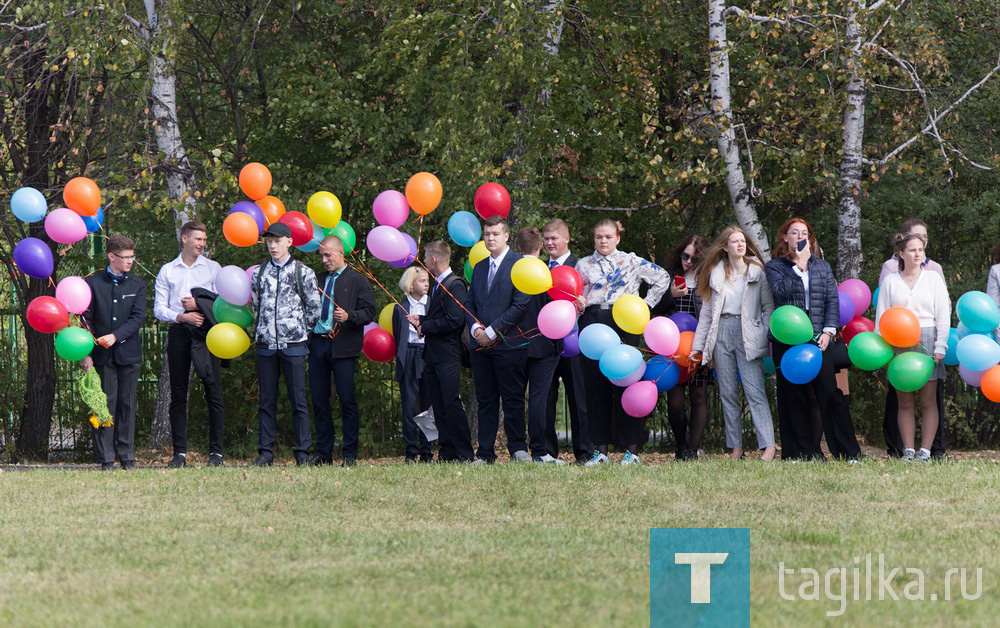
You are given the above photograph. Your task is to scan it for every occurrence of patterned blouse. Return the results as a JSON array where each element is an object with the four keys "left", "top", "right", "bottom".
[{"left": 576, "top": 249, "right": 670, "bottom": 308}]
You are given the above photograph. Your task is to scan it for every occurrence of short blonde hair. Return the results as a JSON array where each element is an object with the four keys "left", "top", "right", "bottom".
[{"left": 399, "top": 266, "right": 428, "bottom": 295}]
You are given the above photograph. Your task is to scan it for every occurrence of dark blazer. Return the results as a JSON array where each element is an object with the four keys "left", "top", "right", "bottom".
[
  {"left": 317, "top": 266, "right": 376, "bottom": 359},
  {"left": 392, "top": 300, "right": 425, "bottom": 381},
  {"left": 764, "top": 255, "right": 840, "bottom": 334},
  {"left": 82, "top": 269, "right": 147, "bottom": 366},
  {"left": 464, "top": 250, "right": 530, "bottom": 351},
  {"left": 419, "top": 270, "right": 468, "bottom": 364}
]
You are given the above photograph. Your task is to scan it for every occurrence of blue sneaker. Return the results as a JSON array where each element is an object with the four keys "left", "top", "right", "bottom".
[
  {"left": 621, "top": 450, "right": 640, "bottom": 466},
  {"left": 584, "top": 450, "right": 608, "bottom": 467}
]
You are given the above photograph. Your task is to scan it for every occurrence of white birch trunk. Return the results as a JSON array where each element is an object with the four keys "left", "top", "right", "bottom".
[{"left": 836, "top": 0, "right": 866, "bottom": 280}]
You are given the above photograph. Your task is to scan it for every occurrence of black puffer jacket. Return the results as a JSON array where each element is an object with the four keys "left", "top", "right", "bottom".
[{"left": 764, "top": 255, "right": 840, "bottom": 335}]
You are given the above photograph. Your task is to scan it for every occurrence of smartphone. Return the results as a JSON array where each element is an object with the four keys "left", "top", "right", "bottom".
[
  {"left": 674, "top": 275, "right": 686, "bottom": 289},
  {"left": 797, "top": 239, "right": 807, "bottom": 252}
]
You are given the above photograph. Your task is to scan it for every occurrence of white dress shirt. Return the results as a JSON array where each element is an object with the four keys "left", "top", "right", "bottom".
[
  {"left": 472, "top": 246, "right": 510, "bottom": 340},
  {"left": 406, "top": 294, "right": 427, "bottom": 344},
  {"left": 549, "top": 251, "right": 572, "bottom": 267},
  {"left": 154, "top": 254, "right": 221, "bottom": 323}
]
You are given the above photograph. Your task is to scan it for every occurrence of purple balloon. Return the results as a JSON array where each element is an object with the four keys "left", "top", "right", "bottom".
[
  {"left": 366, "top": 226, "right": 409, "bottom": 262},
  {"left": 372, "top": 190, "right": 410, "bottom": 228},
  {"left": 230, "top": 201, "right": 266, "bottom": 234},
  {"left": 13, "top": 237, "right": 54, "bottom": 279},
  {"left": 837, "top": 291, "right": 856, "bottom": 328},
  {"left": 839, "top": 278, "right": 872, "bottom": 318},
  {"left": 363, "top": 322, "right": 379, "bottom": 335},
  {"left": 669, "top": 312, "right": 698, "bottom": 334},
  {"left": 216, "top": 265, "right": 251, "bottom": 306},
  {"left": 561, "top": 327, "right": 580, "bottom": 357},
  {"left": 960, "top": 364, "right": 987, "bottom": 387},
  {"left": 388, "top": 232, "right": 418, "bottom": 268}
]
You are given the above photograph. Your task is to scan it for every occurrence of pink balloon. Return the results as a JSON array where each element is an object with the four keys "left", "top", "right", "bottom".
[
  {"left": 44, "top": 207, "right": 87, "bottom": 244},
  {"left": 366, "top": 225, "right": 409, "bottom": 262},
  {"left": 372, "top": 190, "right": 410, "bottom": 228},
  {"left": 611, "top": 360, "right": 647, "bottom": 387},
  {"left": 246, "top": 264, "right": 260, "bottom": 282},
  {"left": 644, "top": 316, "right": 680, "bottom": 356},
  {"left": 537, "top": 300, "right": 577, "bottom": 339},
  {"left": 55, "top": 276, "right": 92, "bottom": 314},
  {"left": 839, "top": 278, "right": 872, "bottom": 318},
  {"left": 622, "top": 380, "right": 659, "bottom": 417}
]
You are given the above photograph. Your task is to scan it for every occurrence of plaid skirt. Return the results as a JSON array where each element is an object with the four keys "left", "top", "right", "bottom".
[{"left": 902, "top": 326, "right": 946, "bottom": 381}]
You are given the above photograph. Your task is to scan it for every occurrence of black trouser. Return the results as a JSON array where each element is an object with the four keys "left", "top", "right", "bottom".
[
  {"left": 773, "top": 341, "right": 860, "bottom": 459},
  {"left": 470, "top": 347, "right": 529, "bottom": 461},
  {"left": 546, "top": 354, "right": 591, "bottom": 461},
  {"left": 256, "top": 349, "right": 311, "bottom": 459},
  {"left": 399, "top": 343, "right": 432, "bottom": 460},
  {"left": 308, "top": 336, "right": 361, "bottom": 461},
  {"left": 424, "top": 358, "right": 473, "bottom": 461},
  {"left": 167, "top": 324, "right": 225, "bottom": 456},
  {"left": 580, "top": 306, "right": 645, "bottom": 450},
  {"left": 527, "top": 352, "right": 559, "bottom": 458},
  {"left": 93, "top": 362, "right": 140, "bottom": 464},
  {"left": 883, "top": 381, "right": 947, "bottom": 457}
]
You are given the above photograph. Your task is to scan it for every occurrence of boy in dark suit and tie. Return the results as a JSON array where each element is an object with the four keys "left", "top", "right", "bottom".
[
  {"left": 81, "top": 235, "right": 147, "bottom": 470},
  {"left": 464, "top": 216, "right": 530, "bottom": 464}
]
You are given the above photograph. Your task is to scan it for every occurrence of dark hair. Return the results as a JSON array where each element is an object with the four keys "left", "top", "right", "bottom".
[
  {"left": 773, "top": 217, "right": 817, "bottom": 259},
  {"left": 515, "top": 227, "right": 543, "bottom": 255},
  {"left": 180, "top": 221, "right": 207, "bottom": 238},
  {"left": 894, "top": 233, "right": 925, "bottom": 272},
  {"left": 424, "top": 240, "right": 451, "bottom": 264},
  {"left": 667, "top": 234, "right": 709, "bottom": 275},
  {"left": 898, "top": 218, "right": 927, "bottom": 235},
  {"left": 484, "top": 215, "right": 509, "bottom": 233},
  {"left": 107, "top": 235, "right": 135, "bottom": 255}
]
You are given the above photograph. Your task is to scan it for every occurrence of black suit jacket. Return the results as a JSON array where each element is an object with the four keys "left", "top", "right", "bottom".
[
  {"left": 82, "top": 269, "right": 147, "bottom": 366},
  {"left": 419, "top": 270, "right": 467, "bottom": 364},
  {"left": 464, "top": 250, "right": 530, "bottom": 352},
  {"left": 316, "top": 266, "right": 376, "bottom": 358}
]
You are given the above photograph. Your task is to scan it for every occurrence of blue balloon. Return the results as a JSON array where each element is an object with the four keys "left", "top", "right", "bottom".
[
  {"left": 578, "top": 323, "right": 621, "bottom": 360},
  {"left": 10, "top": 187, "right": 47, "bottom": 222},
  {"left": 599, "top": 344, "right": 643, "bottom": 380},
  {"left": 230, "top": 201, "right": 266, "bottom": 234},
  {"left": 447, "top": 211, "right": 482, "bottom": 248},
  {"left": 956, "top": 291, "right": 1000, "bottom": 333},
  {"left": 643, "top": 355, "right": 680, "bottom": 392},
  {"left": 872, "top": 287, "right": 880, "bottom": 311},
  {"left": 956, "top": 334, "right": 1000, "bottom": 371},
  {"left": 82, "top": 206, "right": 104, "bottom": 233},
  {"left": 669, "top": 312, "right": 698, "bottom": 333},
  {"left": 943, "top": 328, "right": 960, "bottom": 366},
  {"left": 957, "top": 321, "right": 990, "bottom": 340},
  {"left": 296, "top": 222, "right": 325, "bottom": 253},
  {"left": 780, "top": 343, "right": 823, "bottom": 384}
]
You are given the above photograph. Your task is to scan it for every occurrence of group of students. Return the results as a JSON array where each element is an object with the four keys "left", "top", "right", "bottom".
[{"left": 80, "top": 212, "right": 962, "bottom": 469}]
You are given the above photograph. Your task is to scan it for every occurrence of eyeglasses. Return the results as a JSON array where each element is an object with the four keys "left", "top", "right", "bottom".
[
  {"left": 111, "top": 253, "right": 136, "bottom": 262},
  {"left": 787, "top": 230, "right": 809, "bottom": 237}
]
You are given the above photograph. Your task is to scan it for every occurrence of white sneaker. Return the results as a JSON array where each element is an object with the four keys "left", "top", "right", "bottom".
[
  {"left": 534, "top": 454, "right": 565, "bottom": 465},
  {"left": 470, "top": 458, "right": 488, "bottom": 466},
  {"left": 583, "top": 451, "right": 609, "bottom": 467},
  {"left": 621, "top": 450, "right": 640, "bottom": 466},
  {"left": 511, "top": 450, "right": 532, "bottom": 463}
]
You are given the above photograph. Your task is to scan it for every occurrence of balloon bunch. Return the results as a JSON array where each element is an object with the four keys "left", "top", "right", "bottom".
[
  {"left": 10, "top": 179, "right": 104, "bottom": 361},
  {"left": 951, "top": 291, "right": 1000, "bottom": 399},
  {"left": 205, "top": 265, "right": 255, "bottom": 359},
  {"left": 770, "top": 305, "right": 824, "bottom": 384}
]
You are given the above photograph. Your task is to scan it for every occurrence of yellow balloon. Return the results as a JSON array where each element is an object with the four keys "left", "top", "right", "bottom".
[
  {"left": 469, "top": 241, "right": 489, "bottom": 267},
  {"left": 379, "top": 303, "right": 395, "bottom": 333},
  {"left": 307, "top": 191, "right": 342, "bottom": 228},
  {"left": 612, "top": 294, "right": 650, "bottom": 335},
  {"left": 206, "top": 322, "right": 251, "bottom": 359},
  {"left": 511, "top": 257, "right": 552, "bottom": 295}
]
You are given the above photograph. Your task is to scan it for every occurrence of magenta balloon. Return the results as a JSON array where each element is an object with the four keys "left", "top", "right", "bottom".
[
  {"left": 839, "top": 278, "right": 872, "bottom": 318},
  {"left": 44, "top": 207, "right": 87, "bottom": 244},
  {"left": 538, "top": 300, "right": 577, "bottom": 339},
  {"left": 644, "top": 316, "right": 680, "bottom": 356},
  {"left": 622, "top": 380, "right": 659, "bottom": 417},
  {"left": 611, "top": 360, "right": 647, "bottom": 387},
  {"left": 13, "top": 237, "right": 53, "bottom": 278},
  {"left": 55, "top": 276, "right": 92, "bottom": 315},
  {"left": 367, "top": 226, "right": 409, "bottom": 262},
  {"left": 372, "top": 190, "right": 410, "bottom": 228},
  {"left": 216, "top": 265, "right": 251, "bottom": 306},
  {"left": 388, "top": 232, "right": 418, "bottom": 268}
]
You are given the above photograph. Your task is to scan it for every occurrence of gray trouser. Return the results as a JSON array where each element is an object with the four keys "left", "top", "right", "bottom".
[
  {"left": 714, "top": 316, "right": 775, "bottom": 449},
  {"left": 94, "top": 362, "right": 140, "bottom": 464}
]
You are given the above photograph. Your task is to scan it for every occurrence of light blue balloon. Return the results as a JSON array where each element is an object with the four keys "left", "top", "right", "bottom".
[
  {"left": 296, "top": 222, "right": 325, "bottom": 252},
  {"left": 956, "top": 333, "right": 1000, "bottom": 371},
  {"left": 956, "top": 321, "right": 990, "bottom": 340},
  {"left": 10, "top": 187, "right": 47, "bottom": 222},
  {"left": 956, "top": 291, "right": 1000, "bottom": 333},
  {"left": 82, "top": 206, "right": 104, "bottom": 233},
  {"left": 578, "top": 323, "right": 621, "bottom": 360},
  {"left": 780, "top": 343, "right": 823, "bottom": 385},
  {"left": 447, "top": 211, "right": 482, "bottom": 248},
  {"left": 599, "top": 344, "right": 643, "bottom": 380},
  {"left": 943, "top": 328, "right": 960, "bottom": 366}
]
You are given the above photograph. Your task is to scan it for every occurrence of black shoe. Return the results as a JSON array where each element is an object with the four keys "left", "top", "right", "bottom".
[
  {"left": 419, "top": 456, "right": 434, "bottom": 463},
  {"left": 167, "top": 454, "right": 187, "bottom": 469},
  {"left": 120, "top": 460, "right": 135, "bottom": 470},
  {"left": 100, "top": 462, "right": 115, "bottom": 471},
  {"left": 295, "top": 454, "right": 310, "bottom": 467},
  {"left": 207, "top": 454, "right": 223, "bottom": 467},
  {"left": 254, "top": 454, "right": 274, "bottom": 467},
  {"left": 305, "top": 455, "right": 332, "bottom": 467},
  {"left": 932, "top": 451, "right": 947, "bottom": 461},
  {"left": 340, "top": 458, "right": 356, "bottom": 467}
]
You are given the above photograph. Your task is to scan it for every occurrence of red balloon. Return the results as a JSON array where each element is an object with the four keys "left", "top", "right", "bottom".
[
  {"left": 278, "top": 211, "right": 313, "bottom": 247},
  {"left": 473, "top": 182, "right": 511, "bottom": 220},
  {"left": 547, "top": 265, "right": 583, "bottom": 301},
  {"left": 842, "top": 316, "right": 875, "bottom": 345},
  {"left": 362, "top": 328, "right": 395, "bottom": 363},
  {"left": 26, "top": 296, "right": 70, "bottom": 334}
]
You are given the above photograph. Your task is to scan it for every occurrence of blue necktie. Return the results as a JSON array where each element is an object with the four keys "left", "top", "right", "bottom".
[
  {"left": 548, "top": 259, "right": 558, "bottom": 269},
  {"left": 487, "top": 259, "right": 497, "bottom": 291}
]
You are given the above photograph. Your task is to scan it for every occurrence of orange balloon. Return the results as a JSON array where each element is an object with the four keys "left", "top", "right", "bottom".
[
  {"left": 223, "top": 212, "right": 259, "bottom": 247},
  {"left": 239, "top": 162, "right": 272, "bottom": 200},
  {"left": 257, "top": 195, "right": 286, "bottom": 226},
  {"left": 404, "top": 172, "right": 442, "bottom": 215},
  {"left": 63, "top": 177, "right": 100, "bottom": 216},
  {"left": 673, "top": 331, "right": 695, "bottom": 368},
  {"left": 879, "top": 306, "right": 920, "bottom": 348},
  {"left": 982, "top": 365, "right": 1000, "bottom": 402}
]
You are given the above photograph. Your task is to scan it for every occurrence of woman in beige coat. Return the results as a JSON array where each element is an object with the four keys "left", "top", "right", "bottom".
[{"left": 690, "top": 226, "right": 776, "bottom": 460}]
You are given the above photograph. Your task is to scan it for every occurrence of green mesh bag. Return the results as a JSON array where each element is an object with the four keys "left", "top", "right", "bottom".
[{"left": 79, "top": 368, "right": 112, "bottom": 429}]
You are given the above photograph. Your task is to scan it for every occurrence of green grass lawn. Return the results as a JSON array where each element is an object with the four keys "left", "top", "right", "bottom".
[{"left": 1, "top": 459, "right": 998, "bottom": 626}]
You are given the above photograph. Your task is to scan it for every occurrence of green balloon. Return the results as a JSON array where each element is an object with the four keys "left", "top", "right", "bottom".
[
  {"left": 464, "top": 258, "right": 473, "bottom": 283},
  {"left": 847, "top": 331, "right": 893, "bottom": 371},
  {"left": 887, "top": 351, "right": 934, "bottom": 392},
  {"left": 55, "top": 326, "right": 94, "bottom": 361},
  {"left": 324, "top": 221, "right": 357, "bottom": 255},
  {"left": 769, "top": 305, "right": 814, "bottom": 345},
  {"left": 213, "top": 298, "right": 254, "bottom": 328}
]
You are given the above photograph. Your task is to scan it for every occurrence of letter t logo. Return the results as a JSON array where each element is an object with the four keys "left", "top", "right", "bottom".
[{"left": 675, "top": 553, "right": 729, "bottom": 603}]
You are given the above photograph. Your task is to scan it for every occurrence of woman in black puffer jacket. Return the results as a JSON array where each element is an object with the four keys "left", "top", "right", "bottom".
[{"left": 764, "top": 218, "right": 860, "bottom": 462}]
